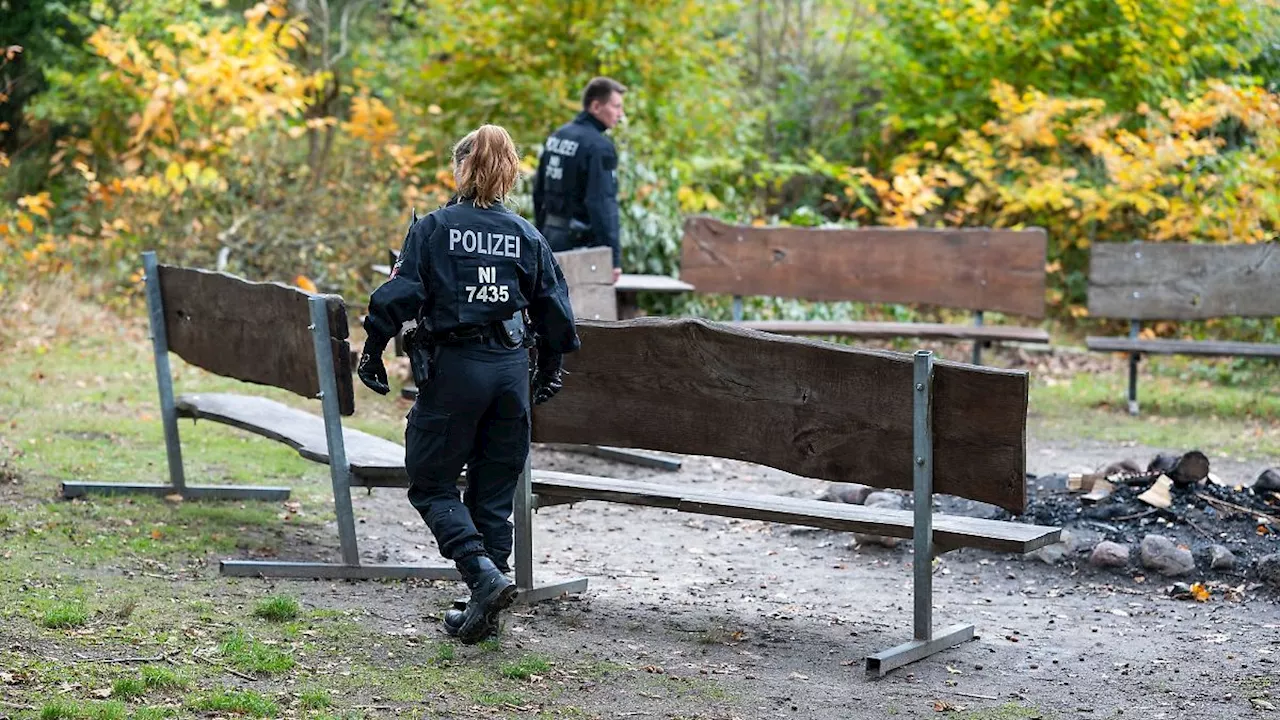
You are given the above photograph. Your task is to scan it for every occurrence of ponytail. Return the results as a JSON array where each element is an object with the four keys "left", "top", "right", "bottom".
[{"left": 452, "top": 125, "right": 520, "bottom": 208}]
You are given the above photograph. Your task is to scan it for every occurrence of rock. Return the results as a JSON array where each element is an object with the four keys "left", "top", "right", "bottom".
[
  {"left": 1099, "top": 459, "right": 1143, "bottom": 477},
  {"left": 857, "top": 492, "right": 903, "bottom": 547},
  {"left": 852, "top": 533, "right": 900, "bottom": 549},
  {"left": 1035, "top": 542, "right": 1068, "bottom": 565},
  {"left": 821, "top": 484, "right": 875, "bottom": 505},
  {"left": 1140, "top": 534, "right": 1196, "bottom": 577},
  {"left": 1089, "top": 541, "right": 1130, "bottom": 569},
  {"left": 1066, "top": 529, "right": 1102, "bottom": 555},
  {"left": 1208, "top": 544, "right": 1237, "bottom": 571},
  {"left": 863, "top": 491, "right": 902, "bottom": 509},
  {"left": 1258, "top": 554, "right": 1280, "bottom": 588},
  {"left": 1256, "top": 468, "right": 1280, "bottom": 493}
]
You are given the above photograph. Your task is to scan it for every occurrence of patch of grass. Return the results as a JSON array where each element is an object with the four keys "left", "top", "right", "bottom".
[
  {"left": 189, "top": 689, "right": 279, "bottom": 717},
  {"left": 220, "top": 630, "right": 296, "bottom": 676},
  {"left": 695, "top": 625, "right": 742, "bottom": 645},
  {"left": 111, "top": 676, "right": 146, "bottom": 700},
  {"left": 957, "top": 703, "right": 1050, "bottom": 720},
  {"left": 501, "top": 654, "right": 551, "bottom": 680},
  {"left": 474, "top": 691, "right": 528, "bottom": 707},
  {"left": 432, "top": 643, "right": 455, "bottom": 664},
  {"left": 252, "top": 595, "right": 300, "bottom": 622},
  {"left": 1241, "top": 675, "right": 1275, "bottom": 695},
  {"left": 107, "top": 596, "right": 138, "bottom": 621},
  {"left": 39, "top": 700, "right": 82, "bottom": 720},
  {"left": 140, "top": 664, "right": 187, "bottom": 690},
  {"left": 299, "top": 688, "right": 333, "bottom": 710},
  {"left": 85, "top": 702, "right": 126, "bottom": 720},
  {"left": 477, "top": 638, "right": 502, "bottom": 653},
  {"left": 40, "top": 601, "right": 89, "bottom": 629}
]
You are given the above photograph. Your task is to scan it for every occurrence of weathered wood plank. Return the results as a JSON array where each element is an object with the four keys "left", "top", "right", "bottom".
[
  {"left": 175, "top": 393, "right": 406, "bottom": 482},
  {"left": 532, "top": 472, "right": 1060, "bottom": 554},
  {"left": 159, "top": 265, "right": 354, "bottom": 415},
  {"left": 738, "top": 320, "right": 1050, "bottom": 343},
  {"left": 679, "top": 217, "right": 1047, "bottom": 317},
  {"left": 1086, "top": 336, "right": 1280, "bottom": 358},
  {"left": 615, "top": 274, "right": 695, "bottom": 293},
  {"left": 1088, "top": 242, "right": 1280, "bottom": 320},
  {"left": 532, "top": 318, "right": 1029, "bottom": 512},
  {"left": 554, "top": 247, "right": 617, "bottom": 321}
]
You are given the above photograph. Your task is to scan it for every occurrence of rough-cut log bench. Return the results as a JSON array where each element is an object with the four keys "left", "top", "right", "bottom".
[
  {"left": 64, "top": 253, "right": 1057, "bottom": 676},
  {"left": 679, "top": 216, "right": 1051, "bottom": 364},
  {"left": 1086, "top": 242, "right": 1280, "bottom": 414},
  {"left": 526, "top": 318, "right": 1060, "bottom": 676}
]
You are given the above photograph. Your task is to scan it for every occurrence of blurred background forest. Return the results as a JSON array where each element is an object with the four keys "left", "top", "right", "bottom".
[{"left": 2, "top": 0, "right": 1279, "bottom": 340}]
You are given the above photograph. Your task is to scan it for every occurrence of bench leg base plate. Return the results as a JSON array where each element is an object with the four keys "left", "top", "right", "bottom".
[
  {"left": 220, "top": 560, "right": 460, "bottom": 581},
  {"left": 865, "top": 623, "right": 975, "bottom": 678},
  {"left": 516, "top": 578, "right": 589, "bottom": 605},
  {"left": 60, "top": 482, "right": 290, "bottom": 502}
]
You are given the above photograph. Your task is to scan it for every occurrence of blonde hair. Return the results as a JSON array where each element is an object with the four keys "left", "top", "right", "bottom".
[{"left": 452, "top": 125, "right": 520, "bottom": 208}]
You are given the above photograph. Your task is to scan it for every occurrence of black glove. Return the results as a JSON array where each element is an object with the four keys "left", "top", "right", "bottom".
[
  {"left": 531, "top": 350, "right": 564, "bottom": 406},
  {"left": 357, "top": 334, "right": 390, "bottom": 395}
]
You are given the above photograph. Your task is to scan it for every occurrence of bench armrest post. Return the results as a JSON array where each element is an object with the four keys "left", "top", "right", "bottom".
[
  {"left": 1127, "top": 320, "right": 1141, "bottom": 416},
  {"left": 143, "top": 251, "right": 187, "bottom": 494},
  {"left": 731, "top": 295, "right": 744, "bottom": 322},
  {"left": 309, "top": 296, "right": 360, "bottom": 567},
  {"left": 970, "top": 311, "right": 984, "bottom": 365},
  {"left": 912, "top": 350, "right": 935, "bottom": 641}
]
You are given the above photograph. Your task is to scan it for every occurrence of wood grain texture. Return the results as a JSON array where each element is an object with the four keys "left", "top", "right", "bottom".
[
  {"left": 554, "top": 247, "right": 617, "bottom": 321},
  {"left": 679, "top": 216, "right": 1048, "bottom": 317},
  {"left": 533, "top": 317, "right": 1029, "bottom": 512},
  {"left": 738, "top": 320, "right": 1050, "bottom": 343},
  {"left": 1086, "top": 336, "right": 1280, "bottom": 358},
  {"left": 615, "top": 274, "right": 695, "bottom": 293},
  {"left": 175, "top": 393, "right": 406, "bottom": 483},
  {"left": 532, "top": 472, "right": 1060, "bottom": 553},
  {"left": 158, "top": 265, "right": 354, "bottom": 415},
  {"left": 1088, "top": 242, "right": 1280, "bottom": 320}
]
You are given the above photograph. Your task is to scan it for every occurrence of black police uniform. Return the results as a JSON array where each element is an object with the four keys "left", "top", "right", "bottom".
[
  {"left": 532, "top": 111, "right": 621, "bottom": 269},
  {"left": 364, "top": 198, "right": 578, "bottom": 572}
]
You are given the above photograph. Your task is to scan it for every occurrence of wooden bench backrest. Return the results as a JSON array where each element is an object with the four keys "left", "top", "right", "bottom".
[
  {"left": 679, "top": 217, "right": 1048, "bottom": 318},
  {"left": 532, "top": 318, "right": 1029, "bottom": 512},
  {"left": 554, "top": 247, "right": 617, "bottom": 321},
  {"left": 157, "top": 265, "right": 355, "bottom": 415},
  {"left": 1088, "top": 242, "right": 1280, "bottom": 320}
]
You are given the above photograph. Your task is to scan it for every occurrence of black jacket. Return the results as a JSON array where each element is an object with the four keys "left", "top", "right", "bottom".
[
  {"left": 532, "top": 112, "right": 621, "bottom": 267},
  {"left": 364, "top": 199, "right": 579, "bottom": 355}
]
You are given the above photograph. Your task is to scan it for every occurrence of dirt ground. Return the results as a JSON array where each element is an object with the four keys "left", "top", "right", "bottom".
[{"left": 253, "top": 433, "right": 1280, "bottom": 720}]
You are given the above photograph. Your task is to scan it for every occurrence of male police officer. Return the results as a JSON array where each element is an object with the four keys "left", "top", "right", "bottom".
[
  {"left": 533, "top": 77, "right": 626, "bottom": 283},
  {"left": 359, "top": 125, "right": 578, "bottom": 642}
]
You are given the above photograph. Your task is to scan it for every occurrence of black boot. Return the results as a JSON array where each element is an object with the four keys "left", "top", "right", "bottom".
[
  {"left": 443, "top": 554, "right": 511, "bottom": 637},
  {"left": 447, "top": 553, "right": 517, "bottom": 644}
]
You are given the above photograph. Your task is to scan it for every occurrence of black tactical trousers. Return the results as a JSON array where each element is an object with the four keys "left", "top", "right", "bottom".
[
  {"left": 405, "top": 338, "right": 530, "bottom": 570},
  {"left": 542, "top": 226, "right": 584, "bottom": 254}
]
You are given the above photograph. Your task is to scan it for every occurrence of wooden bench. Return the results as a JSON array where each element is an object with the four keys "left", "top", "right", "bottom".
[
  {"left": 1086, "top": 241, "right": 1280, "bottom": 414},
  {"left": 526, "top": 317, "right": 1060, "bottom": 676},
  {"left": 679, "top": 217, "right": 1051, "bottom": 363}
]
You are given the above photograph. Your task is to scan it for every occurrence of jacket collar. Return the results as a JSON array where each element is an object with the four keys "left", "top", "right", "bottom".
[{"left": 574, "top": 111, "right": 608, "bottom": 133}]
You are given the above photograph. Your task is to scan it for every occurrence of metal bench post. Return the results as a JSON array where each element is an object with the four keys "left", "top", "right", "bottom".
[
  {"left": 971, "top": 310, "right": 984, "bottom": 365},
  {"left": 732, "top": 295, "right": 744, "bottom": 322},
  {"left": 513, "top": 448, "right": 589, "bottom": 604},
  {"left": 866, "top": 350, "right": 974, "bottom": 677},
  {"left": 60, "top": 252, "right": 289, "bottom": 502},
  {"left": 222, "top": 296, "right": 459, "bottom": 580},
  {"left": 1128, "top": 320, "right": 1141, "bottom": 416}
]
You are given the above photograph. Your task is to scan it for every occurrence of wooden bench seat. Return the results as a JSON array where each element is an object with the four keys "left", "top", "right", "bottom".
[
  {"left": 1087, "top": 242, "right": 1280, "bottom": 414},
  {"left": 739, "top": 320, "right": 1050, "bottom": 343},
  {"left": 1085, "top": 337, "right": 1280, "bottom": 358},
  {"left": 679, "top": 217, "right": 1050, "bottom": 364},
  {"left": 531, "top": 471, "right": 1058, "bottom": 554},
  {"left": 174, "top": 393, "right": 408, "bottom": 485}
]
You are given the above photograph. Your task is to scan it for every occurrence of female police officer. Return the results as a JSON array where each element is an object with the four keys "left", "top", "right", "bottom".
[{"left": 357, "top": 124, "right": 579, "bottom": 643}]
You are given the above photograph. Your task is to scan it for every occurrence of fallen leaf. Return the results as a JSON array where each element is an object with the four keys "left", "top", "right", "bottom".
[
  {"left": 91, "top": 688, "right": 112, "bottom": 698},
  {"left": 1189, "top": 583, "right": 1211, "bottom": 602},
  {"left": 946, "top": 665, "right": 962, "bottom": 675},
  {"left": 933, "top": 700, "right": 963, "bottom": 712},
  {"left": 150, "top": 528, "right": 163, "bottom": 540},
  {"left": 294, "top": 275, "right": 317, "bottom": 293},
  {"left": 164, "top": 494, "right": 183, "bottom": 503}
]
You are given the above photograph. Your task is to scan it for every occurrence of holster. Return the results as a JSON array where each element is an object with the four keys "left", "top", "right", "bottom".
[
  {"left": 545, "top": 215, "right": 591, "bottom": 245},
  {"left": 404, "top": 328, "right": 434, "bottom": 388}
]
